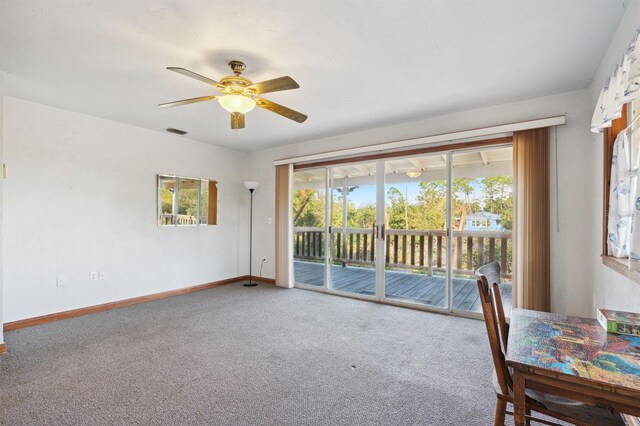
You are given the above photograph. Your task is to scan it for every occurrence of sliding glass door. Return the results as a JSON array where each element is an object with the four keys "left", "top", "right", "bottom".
[
  {"left": 291, "top": 144, "right": 513, "bottom": 317},
  {"left": 383, "top": 153, "right": 450, "bottom": 308},
  {"left": 450, "top": 146, "right": 513, "bottom": 315},
  {"left": 292, "top": 167, "right": 327, "bottom": 287},
  {"left": 328, "top": 163, "right": 378, "bottom": 296}
]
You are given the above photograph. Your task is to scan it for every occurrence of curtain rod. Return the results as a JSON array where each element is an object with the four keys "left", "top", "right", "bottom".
[{"left": 273, "top": 115, "right": 566, "bottom": 166}]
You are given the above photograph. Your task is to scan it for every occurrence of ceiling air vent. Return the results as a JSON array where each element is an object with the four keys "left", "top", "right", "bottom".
[{"left": 166, "top": 128, "right": 187, "bottom": 136}]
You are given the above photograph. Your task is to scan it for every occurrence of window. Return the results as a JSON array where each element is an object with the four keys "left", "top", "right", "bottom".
[
  {"left": 601, "top": 103, "right": 640, "bottom": 283},
  {"left": 471, "top": 220, "right": 490, "bottom": 227},
  {"left": 158, "top": 175, "right": 218, "bottom": 226}
]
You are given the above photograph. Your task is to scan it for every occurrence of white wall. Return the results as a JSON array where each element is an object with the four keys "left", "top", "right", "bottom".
[
  {"left": 2, "top": 97, "right": 249, "bottom": 323},
  {"left": 0, "top": 73, "right": 5, "bottom": 343},
  {"left": 249, "top": 89, "right": 597, "bottom": 317},
  {"left": 590, "top": 0, "right": 640, "bottom": 313}
]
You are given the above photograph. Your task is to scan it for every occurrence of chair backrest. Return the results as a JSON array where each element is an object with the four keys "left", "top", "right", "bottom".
[
  {"left": 476, "top": 262, "right": 512, "bottom": 396},
  {"left": 475, "top": 262, "right": 509, "bottom": 349},
  {"left": 475, "top": 262, "right": 501, "bottom": 287}
]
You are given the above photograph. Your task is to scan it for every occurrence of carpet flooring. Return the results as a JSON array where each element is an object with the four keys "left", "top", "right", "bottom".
[{"left": 1, "top": 282, "right": 518, "bottom": 425}]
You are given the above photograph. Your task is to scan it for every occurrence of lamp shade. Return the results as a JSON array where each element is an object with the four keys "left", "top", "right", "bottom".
[
  {"left": 244, "top": 181, "right": 260, "bottom": 190},
  {"left": 219, "top": 95, "right": 256, "bottom": 114}
]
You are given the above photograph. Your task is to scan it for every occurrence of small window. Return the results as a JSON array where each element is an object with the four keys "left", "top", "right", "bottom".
[{"left": 158, "top": 175, "right": 218, "bottom": 226}]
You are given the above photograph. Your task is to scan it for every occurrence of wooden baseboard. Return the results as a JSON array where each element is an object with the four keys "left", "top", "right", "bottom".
[
  {"left": 252, "top": 276, "right": 276, "bottom": 285},
  {"left": 3, "top": 275, "right": 256, "bottom": 332},
  {"left": 0, "top": 342, "right": 7, "bottom": 355}
]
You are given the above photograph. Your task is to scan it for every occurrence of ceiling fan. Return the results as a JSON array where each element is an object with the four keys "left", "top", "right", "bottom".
[{"left": 159, "top": 60, "right": 307, "bottom": 129}]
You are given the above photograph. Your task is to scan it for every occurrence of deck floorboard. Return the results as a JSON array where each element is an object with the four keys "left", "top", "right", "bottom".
[{"left": 294, "top": 260, "right": 512, "bottom": 314}]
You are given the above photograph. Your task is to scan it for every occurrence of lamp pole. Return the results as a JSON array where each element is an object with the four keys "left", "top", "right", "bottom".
[{"left": 244, "top": 181, "right": 259, "bottom": 287}]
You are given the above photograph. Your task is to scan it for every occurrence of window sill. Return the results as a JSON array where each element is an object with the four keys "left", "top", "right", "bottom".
[{"left": 602, "top": 255, "right": 640, "bottom": 285}]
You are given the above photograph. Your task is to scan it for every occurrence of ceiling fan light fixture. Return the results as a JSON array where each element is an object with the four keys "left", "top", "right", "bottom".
[
  {"left": 406, "top": 171, "right": 422, "bottom": 178},
  {"left": 218, "top": 94, "right": 256, "bottom": 114}
]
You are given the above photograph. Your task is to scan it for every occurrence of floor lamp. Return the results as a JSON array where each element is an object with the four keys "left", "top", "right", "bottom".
[{"left": 244, "top": 181, "right": 259, "bottom": 287}]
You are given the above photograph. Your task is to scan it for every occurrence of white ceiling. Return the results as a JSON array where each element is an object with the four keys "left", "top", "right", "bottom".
[{"left": 0, "top": 1, "right": 627, "bottom": 152}]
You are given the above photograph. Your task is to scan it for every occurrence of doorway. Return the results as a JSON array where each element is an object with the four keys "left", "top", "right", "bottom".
[{"left": 291, "top": 144, "right": 513, "bottom": 317}]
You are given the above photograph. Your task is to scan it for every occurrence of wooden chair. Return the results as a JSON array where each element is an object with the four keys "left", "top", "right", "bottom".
[{"left": 475, "top": 262, "right": 624, "bottom": 426}]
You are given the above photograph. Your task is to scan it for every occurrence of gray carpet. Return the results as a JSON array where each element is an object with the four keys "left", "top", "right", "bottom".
[{"left": 1, "top": 282, "right": 515, "bottom": 425}]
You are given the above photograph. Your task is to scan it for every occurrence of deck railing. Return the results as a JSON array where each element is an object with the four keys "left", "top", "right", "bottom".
[
  {"left": 293, "top": 226, "right": 512, "bottom": 279},
  {"left": 160, "top": 214, "right": 198, "bottom": 225}
]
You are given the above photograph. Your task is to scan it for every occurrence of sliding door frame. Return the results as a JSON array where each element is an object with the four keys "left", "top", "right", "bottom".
[{"left": 293, "top": 138, "right": 513, "bottom": 320}]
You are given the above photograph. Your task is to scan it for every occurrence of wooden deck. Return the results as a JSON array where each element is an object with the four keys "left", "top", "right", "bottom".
[{"left": 294, "top": 260, "right": 512, "bottom": 314}]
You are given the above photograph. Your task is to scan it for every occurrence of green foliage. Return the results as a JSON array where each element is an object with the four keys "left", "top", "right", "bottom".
[
  {"left": 161, "top": 189, "right": 173, "bottom": 214},
  {"left": 178, "top": 188, "right": 199, "bottom": 216},
  {"left": 480, "top": 176, "right": 513, "bottom": 230},
  {"left": 293, "top": 189, "right": 326, "bottom": 227},
  {"left": 291, "top": 175, "right": 513, "bottom": 231}
]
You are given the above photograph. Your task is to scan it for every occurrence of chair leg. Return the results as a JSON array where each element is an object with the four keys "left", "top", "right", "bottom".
[
  {"left": 494, "top": 398, "right": 507, "bottom": 426},
  {"left": 525, "top": 408, "right": 531, "bottom": 426}
]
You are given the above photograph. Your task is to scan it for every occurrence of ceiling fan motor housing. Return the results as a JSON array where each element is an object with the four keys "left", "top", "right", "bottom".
[{"left": 219, "top": 75, "right": 255, "bottom": 95}]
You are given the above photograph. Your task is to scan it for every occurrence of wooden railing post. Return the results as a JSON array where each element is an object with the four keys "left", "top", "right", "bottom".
[
  {"left": 349, "top": 233, "right": 354, "bottom": 260},
  {"left": 363, "top": 234, "right": 368, "bottom": 261},
  {"left": 393, "top": 234, "right": 399, "bottom": 264},
  {"left": 501, "top": 237, "right": 508, "bottom": 276},
  {"left": 466, "top": 237, "right": 473, "bottom": 271},
  {"left": 427, "top": 234, "right": 434, "bottom": 275},
  {"left": 410, "top": 235, "right": 416, "bottom": 266},
  {"left": 386, "top": 236, "right": 390, "bottom": 264},
  {"left": 489, "top": 237, "right": 495, "bottom": 262},
  {"left": 402, "top": 234, "right": 407, "bottom": 265}
]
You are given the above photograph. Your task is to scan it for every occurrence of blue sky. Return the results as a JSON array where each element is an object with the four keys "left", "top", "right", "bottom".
[{"left": 342, "top": 180, "right": 489, "bottom": 208}]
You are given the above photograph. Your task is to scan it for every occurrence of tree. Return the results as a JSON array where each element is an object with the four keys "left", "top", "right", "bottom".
[
  {"left": 414, "top": 180, "right": 447, "bottom": 230},
  {"left": 386, "top": 186, "right": 409, "bottom": 230},
  {"left": 293, "top": 189, "right": 326, "bottom": 227},
  {"left": 481, "top": 176, "right": 513, "bottom": 230}
]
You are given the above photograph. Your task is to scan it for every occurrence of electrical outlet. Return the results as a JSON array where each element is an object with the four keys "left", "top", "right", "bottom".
[
  {"left": 90, "top": 271, "right": 99, "bottom": 282},
  {"left": 267, "top": 217, "right": 272, "bottom": 224},
  {"left": 56, "top": 275, "right": 67, "bottom": 287},
  {"left": 99, "top": 272, "right": 107, "bottom": 281}
]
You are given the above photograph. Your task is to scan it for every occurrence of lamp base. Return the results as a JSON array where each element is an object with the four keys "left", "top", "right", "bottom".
[{"left": 243, "top": 283, "right": 258, "bottom": 287}]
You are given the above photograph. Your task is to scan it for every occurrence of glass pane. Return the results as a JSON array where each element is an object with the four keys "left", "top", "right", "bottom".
[
  {"left": 383, "top": 154, "right": 448, "bottom": 308},
  {"left": 451, "top": 146, "right": 513, "bottom": 315},
  {"left": 159, "top": 176, "right": 176, "bottom": 225},
  {"left": 200, "top": 180, "right": 209, "bottom": 225},
  {"left": 330, "top": 162, "right": 376, "bottom": 296},
  {"left": 292, "top": 168, "right": 326, "bottom": 287},
  {"left": 177, "top": 178, "right": 199, "bottom": 226},
  {"left": 630, "top": 99, "right": 640, "bottom": 171}
]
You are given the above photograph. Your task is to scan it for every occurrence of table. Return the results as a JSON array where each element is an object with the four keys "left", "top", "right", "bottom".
[{"left": 505, "top": 308, "right": 640, "bottom": 426}]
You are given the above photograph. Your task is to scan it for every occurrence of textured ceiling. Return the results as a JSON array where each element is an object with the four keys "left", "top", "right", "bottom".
[{"left": 0, "top": 0, "right": 628, "bottom": 151}]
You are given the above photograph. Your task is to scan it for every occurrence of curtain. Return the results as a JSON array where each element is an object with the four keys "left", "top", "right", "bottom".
[
  {"left": 513, "top": 128, "right": 551, "bottom": 312},
  {"left": 275, "top": 164, "right": 294, "bottom": 288},
  {"left": 591, "top": 28, "right": 640, "bottom": 133},
  {"left": 607, "top": 131, "right": 640, "bottom": 270}
]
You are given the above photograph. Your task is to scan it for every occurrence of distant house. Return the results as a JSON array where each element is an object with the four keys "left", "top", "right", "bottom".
[{"left": 464, "top": 211, "right": 504, "bottom": 231}]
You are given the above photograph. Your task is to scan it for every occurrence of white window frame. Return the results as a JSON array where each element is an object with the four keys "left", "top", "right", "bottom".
[{"left": 157, "top": 174, "right": 211, "bottom": 227}]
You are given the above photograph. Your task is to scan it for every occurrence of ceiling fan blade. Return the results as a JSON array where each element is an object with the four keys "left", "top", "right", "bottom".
[
  {"left": 247, "top": 76, "right": 300, "bottom": 95},
  {"left": 158, "top": 95, "right": 217, "bottom": 108},
  {"left": 231, "top": 112, "right": 245, "bottom": 129},
  {"left": 166, "top": 67, "right": 220, "bottom": 86},
  {"left": 254, "top": 98, "right": 307, "bottom": 123}
]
